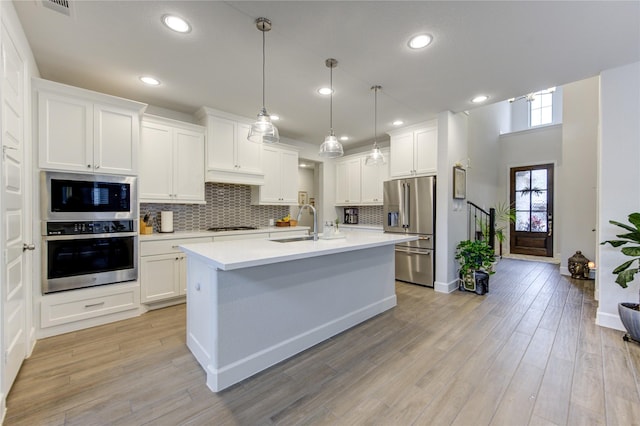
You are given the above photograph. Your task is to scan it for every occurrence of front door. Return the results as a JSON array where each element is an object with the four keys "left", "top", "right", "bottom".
[
  {"left": 510, "top": 164, "right": 554, "bottom": 257},
  {"left": 1, "top": 22, "right": 28, "bottom": 394}
]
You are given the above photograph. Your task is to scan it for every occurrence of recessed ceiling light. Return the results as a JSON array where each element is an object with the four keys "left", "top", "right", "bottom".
[
  {"left": 408, "top": 34, "right": 433, "bottom": 49},
  {"left": 271, "top": 115, "right": 280, "bottom": 121},
  {"left": 471, "top": 95, "right": 489, "bottom": 104},
  {"left": 392, "top": 120, "right": 404, "bottom": 126},
  {"left": 340, "top": 136, "right": 349, "bottom": 141},
  {"left": 318, "top": 87, "right": 333, "bottom": 95},
  {"left": 162, "top": 15, "right": 191, "bottom": 33},
  {"left": 140, "top": 76, "right": 160, "bottom": 86}
]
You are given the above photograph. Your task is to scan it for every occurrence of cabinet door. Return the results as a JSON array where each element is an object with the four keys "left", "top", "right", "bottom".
[
  {"left": 346, "top": 158, "right": 361, "bottom": 203},
  {"left": 174, "top": 127, "right": 205, "bottom": 202},
  {"left": 236, "top": 122, "right": 263, "bottom": 174},
  {"left": 38, "top": 91, "right": 93, "bottom": 172},
  {"left": 94, "top": 104, "right": 139, "bottom": 175},
  {"left": 259, "top": 146, "right": 282, "bottom": 203},
  {"left": 279, "top": 149, "right": 299, "bottom": 203},
  {"left": 389, "top": 132, "right": 415, "bottom": 178},
  {"left": 361, "top": 156, "right": 388, "bottom": 204},
  {"left": 335, "top": 160, "right": 350, "bottom": 204},
  {"left": 140, "top": 253, "right": 181, "bottom": 303},
  {"left": 207, "top": 116, "right": 235, "bottom": 171},
  {"left": 139, "top": 121, "right": 173, "bottom": 202},
  {"left": 414, "top": 127, "right": 437, "bottom": 175}
]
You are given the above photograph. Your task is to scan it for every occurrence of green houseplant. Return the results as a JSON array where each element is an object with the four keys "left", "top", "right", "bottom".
[
  {"left": 601, "top": 212, "right": 640, "bottom": 343},
  {"left": 455, "top": 239, "right": 496, "bottom": 294}
]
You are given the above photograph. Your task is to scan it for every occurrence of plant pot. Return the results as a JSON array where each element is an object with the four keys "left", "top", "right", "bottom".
[
  {"left": 459, "top": 271, "right": 489, "bottom": 295},
  {"left": 618, "top": 302, "right": 640, "bottom": 343}
]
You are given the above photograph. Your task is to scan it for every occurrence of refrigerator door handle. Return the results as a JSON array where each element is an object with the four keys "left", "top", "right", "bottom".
[{"left": 402, "top": 183, "right": 410, "bottom": 228}]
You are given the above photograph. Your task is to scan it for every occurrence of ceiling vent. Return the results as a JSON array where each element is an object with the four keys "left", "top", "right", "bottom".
[{"left": 41, "top": 0, "right": 72, "bottom": 17}]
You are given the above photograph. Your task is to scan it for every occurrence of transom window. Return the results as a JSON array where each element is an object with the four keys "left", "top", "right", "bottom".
[{"left": 529, "top": 88, "right": 555, "bottom": 127}]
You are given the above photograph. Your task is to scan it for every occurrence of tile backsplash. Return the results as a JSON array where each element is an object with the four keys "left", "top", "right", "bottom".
[
  {"left": 141, "top": 183, "right": 289, "bottom": 232},
  {"left": 357, "top": 206, "right": 383, "bottom": 225}
]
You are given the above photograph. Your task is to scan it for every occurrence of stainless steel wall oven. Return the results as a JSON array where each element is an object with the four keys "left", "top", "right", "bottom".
[{"left": 41, "top": 172, "right": 138, "bottom": 294}]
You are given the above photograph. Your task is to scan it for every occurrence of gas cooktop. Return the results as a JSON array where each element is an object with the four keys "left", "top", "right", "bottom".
[{"left": 207, "top": 226, "right": 258, "bottom": 232}]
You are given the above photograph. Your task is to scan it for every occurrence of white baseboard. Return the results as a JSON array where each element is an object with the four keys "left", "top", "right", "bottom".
[
  {"left": 596, "top": 310, "right": 625, "bottom": 332},
  {"left": 560, "top": 266, "right": 570, "bottom": 276},
  {"left": 434, "top": 279, "right": 459, "bottom": 293}
]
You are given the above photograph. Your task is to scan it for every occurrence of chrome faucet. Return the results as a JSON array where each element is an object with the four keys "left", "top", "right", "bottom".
[{"left": 297, "top": 204, "right": 318, "bottom": 241}]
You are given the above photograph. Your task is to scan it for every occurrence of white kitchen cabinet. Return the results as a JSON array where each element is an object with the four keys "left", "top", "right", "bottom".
[
  {"left": 35, "top": 78, "right": 146, "bottom": 175},
  {"left": 360, "top": 148, "right": 389, "bottom": 204},
  {"left": 251, "top": 145, "right": 299, "bottom": 205},
  {"left": 140, "top": 236, "right": 213, "bottom": 304},
  {"left": 335, "top": 157, "right": 362, "bottom": 205},
  {"left": 388, "top": 121, "right": 437, "bottom": 178},
  {"left": 140, "top": 115, "right": 205, "bottom": 203},
  {"left": 196, "top": 107, "right": 264, "bottom": 185}
]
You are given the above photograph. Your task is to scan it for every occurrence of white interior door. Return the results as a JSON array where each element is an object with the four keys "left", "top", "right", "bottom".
[{"left": 1, "top": 22, "right": 28, "bottom": 395}]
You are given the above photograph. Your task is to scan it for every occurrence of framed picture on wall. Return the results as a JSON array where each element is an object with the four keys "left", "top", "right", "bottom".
[
  {"left": 298, "top": 191, "right": 308, "bottom": 205},
  {"left": 453, "top": 166, "right": 466, "bottom": 199}
]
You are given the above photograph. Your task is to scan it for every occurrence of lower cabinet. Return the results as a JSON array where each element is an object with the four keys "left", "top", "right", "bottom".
[{"left": 140, "top": 236, "right": 213, "bottom": 304}]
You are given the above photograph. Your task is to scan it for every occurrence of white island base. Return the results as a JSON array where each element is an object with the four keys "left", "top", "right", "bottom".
[{"left": 181, "top": 235, "right": 412, "bottom": 392}]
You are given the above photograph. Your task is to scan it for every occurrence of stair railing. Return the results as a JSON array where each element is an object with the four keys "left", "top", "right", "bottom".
[{"left": 467, "top": 201, "right": 495, "bottom": 249}]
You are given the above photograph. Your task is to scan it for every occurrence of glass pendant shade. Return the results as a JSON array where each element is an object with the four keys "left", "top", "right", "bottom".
[
  {"left": 248, "top": 17, "right": 279, "bottom": 144},
  {"left": 248, "top": 108, "right": 279, "bottom": 143},
  {"left": 319, "top": 133, "right": 344, "bottom": 158},
  {"left": 318, "top": 58, "right": 343, "bottom": 158},
  {"left": 364, "top": 145, "right": 385, "bottom": 165},
  {"left": 365, "top": 85, "right": 385, "bottom": 166}
]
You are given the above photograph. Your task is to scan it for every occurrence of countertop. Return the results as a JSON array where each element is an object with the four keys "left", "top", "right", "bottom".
[
  {"left": 139, "top": 226, "right": 310, "bottom": 241},
  {"left": 179, "top": 231, "right": 417, "bottom": 271}
]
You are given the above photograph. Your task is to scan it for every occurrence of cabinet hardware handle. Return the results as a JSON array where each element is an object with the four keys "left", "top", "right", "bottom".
[
  {"left": 87, "top": 164, "right": 91, "bottom": 168},
  {"left": 171, "top": 245, "right": 179, "bottom": 249},
  {"left": 95, "top": 165, "right": 100, "bottom": 169},
  {"left": 84, "top": 302, "right": 105, "bottom": 308},
  {"left": 23, "top": 243, "right": 36, "bottom": 251}
]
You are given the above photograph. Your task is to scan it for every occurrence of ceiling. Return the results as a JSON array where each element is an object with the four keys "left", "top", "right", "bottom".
[{"left": 13, "top": 1, "right": 640, "bottom": 150}]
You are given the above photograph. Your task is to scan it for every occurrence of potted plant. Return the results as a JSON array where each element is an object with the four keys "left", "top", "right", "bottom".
[
  {"left": 601, "top": 212, "right": 640, "bottom": 343},
  {"left": 455, "top": 239, "right": 496, "bottom": 295}
]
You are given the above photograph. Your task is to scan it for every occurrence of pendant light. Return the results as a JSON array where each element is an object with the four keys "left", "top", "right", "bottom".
[
  {"left": 248, "top": 17, "right": 279, "bottom": 144},
  {"left": 318, "top": 58, "right": 344, "bottom": 158},
  {"left": 365, "top": 85, "right": 386, "bottom": 166}
]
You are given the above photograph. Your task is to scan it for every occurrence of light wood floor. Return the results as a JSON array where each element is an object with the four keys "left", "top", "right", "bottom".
[{"left": 5, "top": 259, "right": 640, "bottom": 425}]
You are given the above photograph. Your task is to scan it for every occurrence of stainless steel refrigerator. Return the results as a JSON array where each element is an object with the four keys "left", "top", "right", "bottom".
[{"left": 383, "top": 176, "right": 435, "bottom": 287}]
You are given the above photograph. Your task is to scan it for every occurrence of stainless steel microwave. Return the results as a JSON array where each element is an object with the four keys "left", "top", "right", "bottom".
[{"left": 41, "top": 171, "right": 137, "bottom": 221}]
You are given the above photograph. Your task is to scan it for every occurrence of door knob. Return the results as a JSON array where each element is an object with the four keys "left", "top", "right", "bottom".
[{"left": 23, "top": 243, "right": 36, "bottom": 251}]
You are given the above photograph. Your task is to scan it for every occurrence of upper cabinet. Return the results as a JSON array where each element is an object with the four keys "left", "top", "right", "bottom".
[
  {"left": 251, "top": 145, "right": 299, "bottom": 205},
  {"left": 139, "top": 115, "right": 205, "bottom": 204},
  {"left": 335, "top": 149, "right": 389, "bottom": 206},
  {"left": 196, "top": 107, "right": 264, "bottom": 185},
  {"left": 34, "top": 78, "right": 146, "bottom": 175},
  {"left": 388, "top": 120, "right": 437, "bottom": 178}
]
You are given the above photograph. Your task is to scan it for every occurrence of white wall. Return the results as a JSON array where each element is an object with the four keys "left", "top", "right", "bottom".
[
  {"left": 434, "top": 111, "right": 469, "bottom": 293},
  {"left": 467, "top": 101, "right": 511, "bottom": 209},
  {"left": 597, "top": 61, "right": 640, "bottom": 331},
  {"left": 558, "top": 77, "right": 598, "bottom": 274},
  {"left": 498, "top": 125, "right": 562, "bottom": 257}
]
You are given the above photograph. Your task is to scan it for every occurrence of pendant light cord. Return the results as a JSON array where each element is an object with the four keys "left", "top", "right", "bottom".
[
  {"left": 374, "top": 86, "right": 378, "bottom": 146},
  {"left": 261, "top": 29, "right": 266, "bottom": 109},
  {"left": 329, "top": 65, "right": 333, "bottom": 134}
]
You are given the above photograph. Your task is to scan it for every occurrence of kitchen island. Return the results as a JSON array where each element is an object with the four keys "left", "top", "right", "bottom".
[{"left": 179, "top": 231, "right": 417, "bottom": 392}]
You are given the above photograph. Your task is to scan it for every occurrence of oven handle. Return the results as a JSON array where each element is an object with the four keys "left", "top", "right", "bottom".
[
  {"left": 395, "top": 247, "right": 432, "bottom": 255},
  {"left": 44, "top": 232, "right": 138, "bottom": 241}
]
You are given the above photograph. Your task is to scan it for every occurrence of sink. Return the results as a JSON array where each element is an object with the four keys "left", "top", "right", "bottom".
[{"left": 270, "top": 236, "right": 315, "bottom": 243}]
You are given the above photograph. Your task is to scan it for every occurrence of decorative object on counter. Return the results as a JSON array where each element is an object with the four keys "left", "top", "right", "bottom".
[
  {"left": 160, "top": 211, "right": 174, "bottom": 233},
  {"left": 318, "top": 58, "right": 344, "bottom": 158},
  {"left": 276, "top": 214, "right": 296, "bottom": 227},
  {"left": 568, "top": 250, "right": 591, "bottom": 279},
  {"left": 335, "top": 217, "right": 340, "bottom": 232},
  {"left": 364, "top": 85, "right": 386, "bottom": 166},
  {"left": 601, "top": 212, "right": 640, "bottom": 344},
  {"left": 453, "top": 166, "right": 466, "bottom": 199},
  {"left": 455, "top": 239, "right": 495, "bottom": 295},
  {"left": 247, "top": 17, "right": 279, "bottom": 144},
  {"left": 141, "top": 211, "right": 153, "bottom": 234}
]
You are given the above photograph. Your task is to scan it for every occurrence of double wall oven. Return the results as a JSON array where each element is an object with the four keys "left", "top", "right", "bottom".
[{"left": 41, "top": 172, "right": 138, "bottom": 294}]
